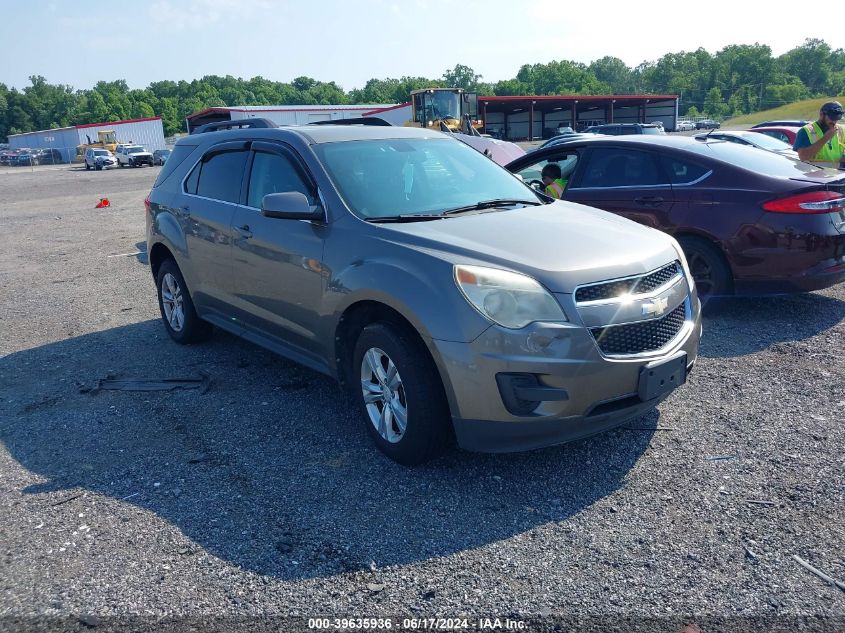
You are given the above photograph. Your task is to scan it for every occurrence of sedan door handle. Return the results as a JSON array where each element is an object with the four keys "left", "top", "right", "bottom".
[
  {"left": 235, "top": 224, "right": 253, "bottom": 239},
  {"left": 634, "top": 196, "right": 664, "bottom": 207}
]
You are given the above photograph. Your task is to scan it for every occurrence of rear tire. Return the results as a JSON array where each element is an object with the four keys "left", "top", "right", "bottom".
[
  {"left": 677, "top": 235, "right": 732, "bottom": 296},
  {"left": 155, "top": 259, "right": 213, "bottom": 344},
  {"left": 352, "top": 321, "right": 451, "bottom": 465}
]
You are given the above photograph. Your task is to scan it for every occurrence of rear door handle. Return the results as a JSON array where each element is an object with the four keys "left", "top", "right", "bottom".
[
  {"left": 235, "top": 224, "right": 253, "bottom": 239},
  {"left": 634, "top": 196, "right": 664, "bottom": 207}
]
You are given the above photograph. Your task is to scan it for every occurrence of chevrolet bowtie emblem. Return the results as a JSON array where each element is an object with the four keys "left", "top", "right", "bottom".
[{"left": 642, "top": 297, "right": 669, "bottom": 316}]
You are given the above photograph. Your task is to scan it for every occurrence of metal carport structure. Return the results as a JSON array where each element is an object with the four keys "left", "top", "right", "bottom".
[{"left": 479, "top": 95, "right": 679, "bottom": 140}]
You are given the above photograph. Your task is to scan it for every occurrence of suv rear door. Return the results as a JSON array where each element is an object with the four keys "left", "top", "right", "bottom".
[
  {"left": 228, "top": 141, "right": 327, "bottom": 366},
  {"left": 181, "top": 141, "right": 249, "bottom": 313}
]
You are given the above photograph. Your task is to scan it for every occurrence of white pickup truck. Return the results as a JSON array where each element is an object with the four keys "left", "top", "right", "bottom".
[{"left": 116, "top": 144, "right": 154, "bottom": 167}]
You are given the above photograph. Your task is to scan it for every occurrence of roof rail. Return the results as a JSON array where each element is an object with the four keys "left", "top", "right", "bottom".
[
  {"left": 309, "top": 117, "right": 392, "bottom": 127},
  {"left": 191, "top": 118, "right": 279, "bottom": 135}
]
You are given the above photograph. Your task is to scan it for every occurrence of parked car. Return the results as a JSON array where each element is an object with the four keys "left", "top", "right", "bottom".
[
  {"left": 750, "top": 126, "right": 801, "bottom": 146},
  {"left": 153, "top": 149, "right": 172, "bottom": 165},
  {"left": 36, "top": 148, "right": 64, "bottom": 165},
  {"left": 584, "top": 123, "right": 665, "bottom": 135},
  {"left": 0, "top": 148, "right": 20, "bottom": 165},
  {"left": 693, "top": 130, "right": 798, "bottom": 158},
  {"left": 752, "top": 120, "right": 809, "bottom": 129},
  {"left": 84, "top": 148, "right": 117, "bottom": 170},
  {"left": 146, "top": 122, "right": 701, "bottom": 464},
  {"left": 116, "top": 144, "right": 154, "bottom": 167},
  {"left": 695, "top": 119, "right": 720, "bottom": 129},
  {"left": 506, "top": 135, "right": 845, "bottom": 296},
  {"left": 15, "top": 150, "right": 40, "bottom": 166},
  {"left": 538, "top": 132, "right": 606, "bottom": 149},
  {"left": 676, "top": 120, "right": 696, "bottom": 132}
]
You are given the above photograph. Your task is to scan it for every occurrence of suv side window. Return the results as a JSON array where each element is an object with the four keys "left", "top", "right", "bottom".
[
  {"left": 192, "top": 148, "right": 249, "bottom": 203},
  {"left": 579, "top": 148, "right": 668, "bottom": 187},
  {"left": 246, "top": 150, "right": 314, "bottom": 209}
]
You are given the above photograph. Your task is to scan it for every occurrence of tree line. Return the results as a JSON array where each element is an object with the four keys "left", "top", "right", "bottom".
[{"left": 1, "top": 38, "right": 843, "bottom": 140}]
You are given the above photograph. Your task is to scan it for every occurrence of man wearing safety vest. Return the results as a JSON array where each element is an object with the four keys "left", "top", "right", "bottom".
[
  {"left": 793, "top": 101, "right": 845, "bottom": 169},
  {"left": 541, "top": 163, "right": 567, "bottom": 199}
]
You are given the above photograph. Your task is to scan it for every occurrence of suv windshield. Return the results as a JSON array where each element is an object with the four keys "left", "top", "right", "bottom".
[
  {"left": 641, "top": 126, "right": 664, "bottom": 135},
  {"left": 314, "top": 138, "right": 538, "bottom": 220},
  {"left": 93, "top": 150, "right": 108, "bottom": 156},
  {"left": 127, "top": 147, "right": 144, "bottom": 153}
]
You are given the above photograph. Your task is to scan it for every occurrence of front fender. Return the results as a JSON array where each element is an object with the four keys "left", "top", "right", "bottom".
[{"left": 326, "top": 256, "right": 491, "bottom": 344}]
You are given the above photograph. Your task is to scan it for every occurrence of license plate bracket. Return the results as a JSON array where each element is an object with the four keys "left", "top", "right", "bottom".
[{"left": 638, "top": 352, "right": 687, "bottom": 401}]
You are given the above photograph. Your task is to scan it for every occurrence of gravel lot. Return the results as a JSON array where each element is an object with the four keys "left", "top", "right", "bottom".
[{"left": 1, "top": 164, "right": 844, "bottom": 632}]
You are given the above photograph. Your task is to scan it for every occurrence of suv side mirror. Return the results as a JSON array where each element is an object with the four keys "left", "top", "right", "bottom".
[{"left": 261, "top": 192, "right": 324, "bottom": 221}]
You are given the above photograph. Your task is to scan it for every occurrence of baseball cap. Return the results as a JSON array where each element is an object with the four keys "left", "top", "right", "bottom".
[{"left": 821, "top": 101, "right": 843, "bottom": 119}]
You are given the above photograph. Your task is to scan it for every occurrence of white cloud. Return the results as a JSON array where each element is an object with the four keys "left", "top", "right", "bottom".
[{"left": 149, "top": 0, "right": 274, "bottom": 32}]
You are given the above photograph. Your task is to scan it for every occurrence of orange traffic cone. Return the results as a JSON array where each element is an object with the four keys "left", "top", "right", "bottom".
[{"left": 95, "top": 198, "right": 110, "bottom": 208}]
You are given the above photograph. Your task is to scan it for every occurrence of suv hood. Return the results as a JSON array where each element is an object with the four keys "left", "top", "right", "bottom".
[{"left": 378, "top": 201, "right": 680, "bottom": 293}]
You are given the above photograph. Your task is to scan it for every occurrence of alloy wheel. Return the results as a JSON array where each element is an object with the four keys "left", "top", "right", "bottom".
[
  {"left": 161, "top": 272, "right": 185, "bottom": 332},
  {"left": 360, "top": 347, "right": 408, "bottom": 443}
]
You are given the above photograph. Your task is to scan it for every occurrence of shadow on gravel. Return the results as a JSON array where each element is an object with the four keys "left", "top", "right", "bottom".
[
  {"left": 699, "top": 292, "right": 845, "bottom": 358},
  {"left": 0, "top": 321, "right": 657, "bottom": 581}
]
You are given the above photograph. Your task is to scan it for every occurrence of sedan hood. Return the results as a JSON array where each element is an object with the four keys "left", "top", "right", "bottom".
[{"left": 378, "top": 201, "right": 680, "bottom": 293}]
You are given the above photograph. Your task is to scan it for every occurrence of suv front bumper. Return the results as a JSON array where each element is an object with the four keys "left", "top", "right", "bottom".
[{"left": 429, "top": 300, "right": 701, "bottom": 453}]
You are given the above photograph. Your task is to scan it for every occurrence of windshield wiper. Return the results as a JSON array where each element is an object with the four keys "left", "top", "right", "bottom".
[
  {"left": 364, "top": 199, "right": 542, "bottom": 223},
  {"left": 440, "top": 198, "right": 542, "bottom": 216},
  {"left": 364, "top": 214, "right": 446, "bottom": 223}
]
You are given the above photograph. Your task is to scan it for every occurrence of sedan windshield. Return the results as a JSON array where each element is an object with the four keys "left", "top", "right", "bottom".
[{"left": 314, "top": 137, "right": 538, "bottom": 220}]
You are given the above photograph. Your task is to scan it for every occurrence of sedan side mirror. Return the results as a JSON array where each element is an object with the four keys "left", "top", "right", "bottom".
[{"left": 261, "top": 192, "right": 324, "bottom": 221}]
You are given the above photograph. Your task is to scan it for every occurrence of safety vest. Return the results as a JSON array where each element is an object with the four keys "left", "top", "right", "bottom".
[
  {"left": 802, "top": 121, "right": 845, "bottom": 168},
  {"left": 545, "top": 178, "right": 567, "bottom": 199}
]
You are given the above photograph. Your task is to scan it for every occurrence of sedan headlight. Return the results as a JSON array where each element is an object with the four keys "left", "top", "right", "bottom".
[{"left": 454, "top": 264, "right": 567, "bottom": 329}]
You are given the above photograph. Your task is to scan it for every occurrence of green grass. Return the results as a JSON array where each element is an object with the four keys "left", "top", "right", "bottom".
[{"left": 722, "top": 96, "right": 845, "bottom": 128}]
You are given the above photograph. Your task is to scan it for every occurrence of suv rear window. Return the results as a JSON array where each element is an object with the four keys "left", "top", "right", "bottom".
[
  {"left": 195, "top": 149, "right": 249, "bottom": 203},
  {"left": 153, "top": 145, "right": 196, "bottom": 188}
]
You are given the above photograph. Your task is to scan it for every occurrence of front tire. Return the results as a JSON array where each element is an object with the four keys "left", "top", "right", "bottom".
[
  {"left": 352, "top": 322, "right": 451, "bottom": 465},
  {"left": 155, "top": 259, "right": 212, "bottom": 344},
  {"left": 678, "top": 235, "right": 732, "bottom": 296}
]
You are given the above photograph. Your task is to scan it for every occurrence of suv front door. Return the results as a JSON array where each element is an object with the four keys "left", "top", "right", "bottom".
[{"left": 229, "top": 141, "right": 327, "bottom": 367}]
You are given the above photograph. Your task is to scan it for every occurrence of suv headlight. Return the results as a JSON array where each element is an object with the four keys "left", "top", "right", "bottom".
[
  {"left": 668, "top": 237, "right": 695, "bottom": 291},
  {"left": 454, "top": 265, "right": 567, "bottom": 329}
]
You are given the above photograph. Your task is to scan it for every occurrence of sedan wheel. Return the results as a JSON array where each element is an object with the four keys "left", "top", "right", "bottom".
[{"left": 678, "top": 236, "right": 731, "bottom": 296}]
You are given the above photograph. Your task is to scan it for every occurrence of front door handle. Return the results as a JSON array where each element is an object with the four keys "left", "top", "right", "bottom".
[
  {"left": 634, "top": 196, "right": 664, "bottom": 207},
  {"left": 235, "top": 224, "right": 253, "bottom": 239}
]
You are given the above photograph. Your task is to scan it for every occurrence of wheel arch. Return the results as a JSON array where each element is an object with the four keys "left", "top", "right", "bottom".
[{"left": 333, "top": 300, "right": 457, "bottom": 417}]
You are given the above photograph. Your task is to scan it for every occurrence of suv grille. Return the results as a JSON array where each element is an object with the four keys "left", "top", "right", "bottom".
[
  {"left": 575, "top": 262, "right": 681, "bottom": 303},
  {"left": 590, "top": 302, "right": 686, "bottom": 356}
]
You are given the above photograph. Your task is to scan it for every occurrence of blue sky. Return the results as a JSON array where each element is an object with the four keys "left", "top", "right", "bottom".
[{"left": 0, "top": 0, "right": 838, "bottom": 92}]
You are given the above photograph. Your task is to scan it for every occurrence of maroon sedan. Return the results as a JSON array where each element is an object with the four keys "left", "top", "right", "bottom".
[
  {"left": 749, "top": 126, "right": 801, "bottom": 146},
  {"left": 507, "top": 135, "right": 845, "bottom": 295}
]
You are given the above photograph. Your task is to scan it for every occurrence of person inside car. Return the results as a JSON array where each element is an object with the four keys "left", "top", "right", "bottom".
[{"left": 541, "top": 163, "right": 567, "bottom": 199}]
